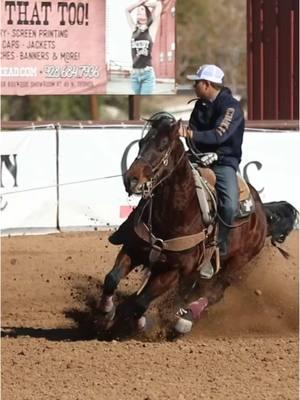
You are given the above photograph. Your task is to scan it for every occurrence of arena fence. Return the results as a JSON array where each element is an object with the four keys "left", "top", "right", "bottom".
[{"left": 1, "top": 124, "right": 299, "bottom": 235}]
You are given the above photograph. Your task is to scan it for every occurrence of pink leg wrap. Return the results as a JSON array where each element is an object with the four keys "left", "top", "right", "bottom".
[{"left": 188, "top": 297, "right": 208, "bottom": 321}]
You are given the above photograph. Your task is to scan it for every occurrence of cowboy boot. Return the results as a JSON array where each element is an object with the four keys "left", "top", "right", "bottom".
[{"left": 218, "top": 224, "right": 230, "bottom": 257}]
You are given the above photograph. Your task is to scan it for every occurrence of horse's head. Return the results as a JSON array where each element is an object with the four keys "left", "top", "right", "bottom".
[{"left": 124, "top": 112, "right": 183, "bottom": 196}]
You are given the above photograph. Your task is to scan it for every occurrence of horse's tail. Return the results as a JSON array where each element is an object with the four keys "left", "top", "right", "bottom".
[{"left": 263, "top": 200, "right": 299, "bottom": 259}]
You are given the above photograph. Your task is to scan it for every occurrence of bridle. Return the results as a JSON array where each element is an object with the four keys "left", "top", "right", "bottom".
[
  {"left": 135, "top": 142, "right": 174, "bottom": 198},
  {"left": 120, "top": 112, "right": 178, "bottom": 196},
  {"left": 143, "top": 112, "right": 197, "bottom": 198},
  {"left": 127, "top": 114, "right": 209, "bottom": 266}
]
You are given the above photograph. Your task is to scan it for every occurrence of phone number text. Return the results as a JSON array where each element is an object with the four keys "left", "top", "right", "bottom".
[{"left": 44, "top": 65, "right": 100, "bottom": 79}]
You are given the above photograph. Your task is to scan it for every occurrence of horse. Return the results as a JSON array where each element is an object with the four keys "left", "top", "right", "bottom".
[{"left": 97, "top": 112, "right": 298, "bottom": 337}]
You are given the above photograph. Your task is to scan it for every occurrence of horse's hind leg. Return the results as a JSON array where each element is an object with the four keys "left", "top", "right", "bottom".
[
  {"left": 174, "top": 271, "right": 231, "bottom": 334},
  {"left": 198, "top": 271, "right": 231, "bottom": 305},
  {"left": 99, "top": 247, "right": 135, "bottom": 314}
]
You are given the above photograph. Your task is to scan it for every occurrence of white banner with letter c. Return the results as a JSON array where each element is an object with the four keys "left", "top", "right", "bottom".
[{"left": 0, "top": 126, "right": 299, "bottom": 234}]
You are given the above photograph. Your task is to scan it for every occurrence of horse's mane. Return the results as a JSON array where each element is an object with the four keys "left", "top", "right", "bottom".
[{"left": 142, "top": 112, "right": 176, "bottom": 139}]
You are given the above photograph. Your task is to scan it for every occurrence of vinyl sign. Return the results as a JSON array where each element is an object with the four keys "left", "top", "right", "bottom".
[
  {"left": 1, "top": 126, "right": 299, "bottom": 234},
  {"left": 59, "top": 127, "right": 300, "bottom": 230},
  {"left": 58, "top": 127, "right": 140, "bottom": 229},
  {"left": 240, "top": 130, "right": 300, "bottom": 210},
  {"left": 1, "top": 0, "right": 106, "bottom": 95},
  {"left": 0, "top": 130, "right": 57, "bottom": 232}
]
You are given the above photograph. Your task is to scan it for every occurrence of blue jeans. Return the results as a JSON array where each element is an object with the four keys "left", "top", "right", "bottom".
[
  {"left": 131, "top": 67, "right": 155, "bottom": 95},
  {"left": 212, "top": 165, "right": 239, "bottom": 249}
]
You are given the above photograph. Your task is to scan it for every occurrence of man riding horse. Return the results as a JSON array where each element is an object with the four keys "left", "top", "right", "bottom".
[
  {"left": 101, "top": 104, "right": 297, "bottom": 338},
  {"left": 179, "top": 64, "right": 245, "bottom": 275},
  {"left": 110, "top": 64, "right": 245, "bottom": 279}
]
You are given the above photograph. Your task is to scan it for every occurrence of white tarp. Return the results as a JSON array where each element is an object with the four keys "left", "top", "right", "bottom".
[
  {"left": 240, "top": 130, "right": 300, "bottom": 209},
  {"left": 58, "top": 127, "right": 140, "bottom": 229},
  {"left": 0, "top": 130, "right": 57, "bottom": 233},
  {"left": 1, "top": 126, "right": 299, "bottom": 234}
]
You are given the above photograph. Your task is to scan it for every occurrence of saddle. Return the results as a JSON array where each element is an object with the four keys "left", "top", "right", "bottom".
[
  {"left": 199, "top": 167, "right": 250, "bottom": 201},
  {"left": 192, "top": 165, "right": 255, "bottom": 227},
  {"left": 191, "top": 166, "right": 255, "bottom": 278}
]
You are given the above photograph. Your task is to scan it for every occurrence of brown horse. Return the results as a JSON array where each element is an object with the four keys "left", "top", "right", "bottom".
[{"left": 98, "top": 113, "right": 297, "bottom": 337}]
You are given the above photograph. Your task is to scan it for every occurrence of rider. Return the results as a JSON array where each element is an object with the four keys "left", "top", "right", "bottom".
[{"left": 179, "top": 64, "right": 245, "bottom": 257}]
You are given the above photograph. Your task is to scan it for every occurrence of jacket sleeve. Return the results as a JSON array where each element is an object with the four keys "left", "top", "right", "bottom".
[{"left": 190, "top": 103, "right": 244, "bottom": 146}]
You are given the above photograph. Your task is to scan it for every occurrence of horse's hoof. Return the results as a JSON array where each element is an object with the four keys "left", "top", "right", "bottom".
[
  {"left": 104, "top": 305, "right": 116, "bottom": 321},
  {"left": 136, "top": 316, "right": 146, "bottom": 332},
  {"left": 174, "top": 316, "right": 193, "bottom": 334},
  {"left": 100, "top": 295, "right": 114, "bottom": 313},
  {"left": 94, "top": 305, "right": 116, "bottom": 334},
  {"left": 174, "top": 297, "right": 208, "bottom": 334}
]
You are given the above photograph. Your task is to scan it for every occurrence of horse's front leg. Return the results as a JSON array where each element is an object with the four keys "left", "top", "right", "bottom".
[
  {"left": 99, "top": 247, "right": 135, "bottom": 315},
  {"left": 129, "top": 267, "right": 180, "bottom": 331}
]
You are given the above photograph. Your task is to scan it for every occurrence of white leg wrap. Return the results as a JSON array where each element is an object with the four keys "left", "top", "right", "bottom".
[
  {"left": 174, "top": 317, "right": 193, "bottom": 334},
  {"left": 137, "top": 316, "right": 146, "bottom": 331},
  {"left": 101, "top": 295, "right": 114, "bottom": 313}
]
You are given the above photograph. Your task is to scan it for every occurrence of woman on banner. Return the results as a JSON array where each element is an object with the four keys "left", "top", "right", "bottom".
[{"left": 126, "top": 0, "right": 162, "bottom": 95}]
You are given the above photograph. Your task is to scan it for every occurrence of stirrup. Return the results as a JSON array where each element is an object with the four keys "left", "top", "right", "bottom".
[{"left": 199, "top": 261, "right": 215, "bottom": 279}]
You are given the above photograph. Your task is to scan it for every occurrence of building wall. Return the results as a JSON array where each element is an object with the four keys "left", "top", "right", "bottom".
[
  {"left": 247, "top": 0, "right": 299, "bottom": 120},
  {"left": 152, "top": 0, "right": 176, "bottom": 79}
]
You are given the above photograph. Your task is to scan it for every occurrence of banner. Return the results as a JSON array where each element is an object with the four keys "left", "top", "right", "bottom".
[
  {"left": 0, "top": 129, "right": 57, "bottom": 232},
  {"left": 106, "top": 0, "right": 176, "bottom": 94},
  {"left": 1, "top": 0, "right": 176, "bottom": 95},
  {"left": 58, "top": 127, "right": 140, "bottom": 229},
  {"left": 240, "top": 130, "right": 300, "bottom": 209},
  {"left": 0, "top": 0, "right": 107, "bottom": 95},
  {"left": 0, "top": 126, "right": 299, "bottom": 234}
]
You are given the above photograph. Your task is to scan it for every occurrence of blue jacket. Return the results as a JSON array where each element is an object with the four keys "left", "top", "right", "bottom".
[{"left": 189, "top": 87, "right": 245, "bottom": 171}]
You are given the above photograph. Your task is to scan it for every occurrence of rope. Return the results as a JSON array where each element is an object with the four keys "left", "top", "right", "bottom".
[{"left": 0, "top": 173, "right": 123, "bottom": 196}]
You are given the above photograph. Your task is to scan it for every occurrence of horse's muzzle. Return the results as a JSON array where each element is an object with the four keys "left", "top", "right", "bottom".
[{"left": 124, "top": 176, "right": 141, "bottom": 195}]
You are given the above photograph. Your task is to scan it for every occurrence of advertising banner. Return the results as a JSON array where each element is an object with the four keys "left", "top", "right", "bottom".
[
  {"left": 1, "top": 0, "right": 107, "bottom": 95},
  {"left": 1, "top": 0, "right": 176, "bottom": 95},
  {"left": 0, "top": 129, "right": 57, "bottom": 232},
  {"left": 106, "top": 0, "right": 176, "bottom": 95},
  {"left": 1, "top": 126, "right": 299, "bottom": 234},
  {"left": 59, "top": 127, "right": 300, "bottom": 229},
  {"left": 240, "top": 130, "right": 300, "bottom": 210},
  {"left": 58, "top": 127, "right": 140, "bottom": 229}
]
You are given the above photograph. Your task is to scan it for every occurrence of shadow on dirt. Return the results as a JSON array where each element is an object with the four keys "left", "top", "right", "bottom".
[
  {"left": 2, "top": 273, "right": 190, "bottom": 342},
  {"left": 1, "top": 326, "right": 96, "bottom": 341},
  {"left": 1, "top": 274, "right": 175, "bottom": 342}
]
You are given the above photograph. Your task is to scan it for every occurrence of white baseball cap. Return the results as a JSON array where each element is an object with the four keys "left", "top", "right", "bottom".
[{"left": 187, "top": 64, "right": 224, "bottom": 84}]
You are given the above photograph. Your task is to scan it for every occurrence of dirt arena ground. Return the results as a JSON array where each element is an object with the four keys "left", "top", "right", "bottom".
[{"left": 1, "top": 230, "right": 299, "bottom": 400}]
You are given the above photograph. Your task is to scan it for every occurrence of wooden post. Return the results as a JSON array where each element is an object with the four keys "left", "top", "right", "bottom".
[
  {"left": 89, "top": 95, "right": 100, "bottom": 120},
  {"left": 128, "top": 95, "right": 141, "bottom": 120}
]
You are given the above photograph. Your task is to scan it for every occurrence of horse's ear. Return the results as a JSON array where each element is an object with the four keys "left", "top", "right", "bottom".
[{"left": 170, "top": 119, "right": 182, "bottom": 139}]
